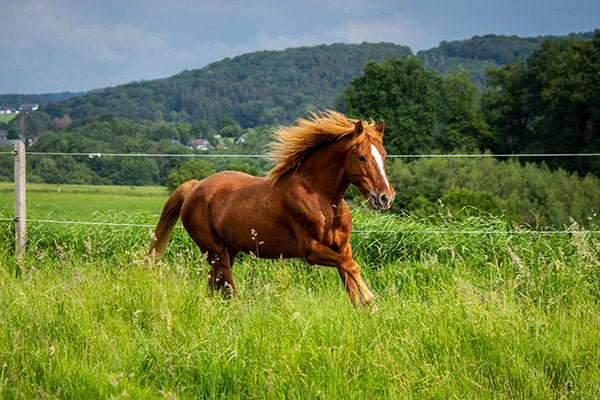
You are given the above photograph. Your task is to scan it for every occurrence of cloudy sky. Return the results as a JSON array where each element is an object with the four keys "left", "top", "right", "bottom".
[{"left": 1, "top": 0, "right": 598, "bottom": 94}]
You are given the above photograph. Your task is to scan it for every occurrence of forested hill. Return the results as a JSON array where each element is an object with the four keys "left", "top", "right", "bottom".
[
  {"left": 0, "top": 92, "right": 85, "bottom": 109},
  {"left": 42, "top": 43, "right": 412, "bottom": 128},
  {"left": 35, "top": 32, "right": 593, "bottom": 128},
  {"left": 417, "top": 32, "right": 594, "bottom": 87}
]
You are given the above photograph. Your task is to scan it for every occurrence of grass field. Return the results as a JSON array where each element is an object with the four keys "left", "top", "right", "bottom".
[
  {"left": 1, "top": 185, "right": 599, "bottom": 399},
  {"left": 0, "top": 113, "right": 16, "bottom": 124}
]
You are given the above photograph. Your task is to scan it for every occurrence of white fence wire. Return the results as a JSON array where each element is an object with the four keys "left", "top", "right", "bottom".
[
  {"left": 2, "top": 149, "right": 600, "bottom": 236},
  {"left": 12, "top": 151, "right": 600, "bottom": 158},
  {"left": 1, "top": 217, "right": 599, "bottom": 235}
]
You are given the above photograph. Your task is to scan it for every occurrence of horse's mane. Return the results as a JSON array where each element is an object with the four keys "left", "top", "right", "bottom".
[{"left": 267, "top": 110, "right": 382, "bottom": 184}]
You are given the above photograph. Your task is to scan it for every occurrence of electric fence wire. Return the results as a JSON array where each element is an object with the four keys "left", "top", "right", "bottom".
[{"left": 1, "top": 217, "right": 599, "bottom": 235}]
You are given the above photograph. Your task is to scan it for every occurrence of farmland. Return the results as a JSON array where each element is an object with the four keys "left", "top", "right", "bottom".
[
  {"left": 1, "top": 184, "right": 599, "bottom": 399},
  {"left": 0, "top": 113, "right": 16, "bottom": 124}
]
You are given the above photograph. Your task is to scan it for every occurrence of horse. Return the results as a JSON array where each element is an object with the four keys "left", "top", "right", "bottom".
[{"left": 149, "top": 110, "right": 395, "bottom": 305}]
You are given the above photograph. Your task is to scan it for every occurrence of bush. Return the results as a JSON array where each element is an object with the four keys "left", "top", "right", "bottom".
[
  {"left": 165, "top": 159, "right": 215, "bottom": 192},
  {"left": 386, "top": 157, "right": 600, "bottom": 227},
  {"left": 226, "top": 162, "right": 260, "bottom": 176}
]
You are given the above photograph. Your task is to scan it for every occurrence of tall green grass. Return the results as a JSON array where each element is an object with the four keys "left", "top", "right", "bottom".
[{"left": 1, "top": 198, "right": 599, "bottom": 398}]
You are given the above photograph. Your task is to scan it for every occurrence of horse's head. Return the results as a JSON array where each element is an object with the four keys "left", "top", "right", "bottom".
[{"left": 345, "top": 120, "right": 395, "bottom": 210}]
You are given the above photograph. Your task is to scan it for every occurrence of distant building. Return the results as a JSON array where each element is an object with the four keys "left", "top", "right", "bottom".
[
  {"left": 235, "top": 133, "right": 247, "bottom": 145},
  {"left": 215, "top": 142, "right": 227, "bottom": 150},
  {"left": 0, "top": 107, "right": 15, "bottom": 114},
  {"left": 19, "top": 104, "right": 39, "bottom": 113},
  {"left": 187, "top": 139, "right": 213, "bottom": 150}
]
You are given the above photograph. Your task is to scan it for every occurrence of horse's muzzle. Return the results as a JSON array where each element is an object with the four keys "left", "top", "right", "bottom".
[{"left": 368, "top": 192, "right": 394, "bottom": 210}]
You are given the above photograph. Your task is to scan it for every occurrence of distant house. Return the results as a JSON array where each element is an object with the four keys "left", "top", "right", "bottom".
[
  {"left": 0, "top": 107, "right": 19, "bottom": 114},
  {"left": 19, "top": 104, "right": 39, "bottom": 113},
  {"left": 170, "top": 139, "right": 181, "bottom": 146},
  {"left": 215, "top": 142, "right": 227, "bottom": 150},
  {"left": 187, "top": 139, "right": 213, "bottom": 150},
  {"left": 235, "top": 133, "right": 247, "bottom": 145}
]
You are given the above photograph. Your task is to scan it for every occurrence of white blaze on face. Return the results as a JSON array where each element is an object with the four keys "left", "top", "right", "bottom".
[{"left": 370, "top": 144, "right": 391, "bottom": 190}]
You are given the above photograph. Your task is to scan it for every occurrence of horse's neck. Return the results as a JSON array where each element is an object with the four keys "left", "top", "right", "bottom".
[{"left": 295, "top": 139, "right": 349, "bottom": 205}]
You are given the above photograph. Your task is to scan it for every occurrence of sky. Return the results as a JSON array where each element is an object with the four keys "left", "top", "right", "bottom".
[{"left": 1, "top": 0, "right": 598, "bottom": 94}]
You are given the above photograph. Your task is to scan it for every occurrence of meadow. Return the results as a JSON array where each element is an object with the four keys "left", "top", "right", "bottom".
[
  {"left": 1, "top": 184, "right": 599, "bottom": 399},
  {"left": 0, "top": 114, "right": 16, "bottom": 124}
]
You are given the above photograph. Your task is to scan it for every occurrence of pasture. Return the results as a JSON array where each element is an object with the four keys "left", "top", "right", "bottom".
[
  {"left": 1, "top": 184, "right": 599, "bottom": 399},
  {"left": 0, "top": 114, "right": 16, "bottom": 124}
]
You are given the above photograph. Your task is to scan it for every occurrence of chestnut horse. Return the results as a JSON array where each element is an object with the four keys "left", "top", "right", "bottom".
[{"left": 149, "top": 111, "right": 395, "bottom": 304}]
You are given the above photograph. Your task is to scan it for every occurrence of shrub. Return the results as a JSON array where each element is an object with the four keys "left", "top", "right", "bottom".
[{"left": 165, "top": 159, "right": 215, "bottom": 192}]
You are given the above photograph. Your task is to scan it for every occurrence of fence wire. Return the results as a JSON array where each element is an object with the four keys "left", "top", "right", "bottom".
[
  {"left": 10, "top": 151, "right": 600, "bottom": 159},
  {"left": 2, "top": 149, "right": 599, "bottom": 236},
  {"left": 1, "top": 217, "right": 598, "bottom": 235}
]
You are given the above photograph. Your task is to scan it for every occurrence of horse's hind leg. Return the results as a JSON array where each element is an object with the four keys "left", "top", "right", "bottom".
[
  {"left": 337, "top": 269, "right": 361, "bottom": 304},
  {"left": 207, "top": 247, "right": 239, "bottom": 298}
]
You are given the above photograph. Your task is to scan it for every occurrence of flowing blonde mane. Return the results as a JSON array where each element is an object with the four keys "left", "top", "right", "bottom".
[{"left": 267, "top": 110, "right": 382, "bottom": 183}]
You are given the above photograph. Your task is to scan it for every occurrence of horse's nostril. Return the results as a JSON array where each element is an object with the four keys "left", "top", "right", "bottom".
[{"left": 380, "top": 194, "right": 389, "bottom": 206}]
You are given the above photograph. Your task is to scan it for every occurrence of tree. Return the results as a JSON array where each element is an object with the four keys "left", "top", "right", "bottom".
[
  {"left": 435, "top": 71, "right": 491, "bottom": 151},
  {"left": 481, "top": 62, "right": 538, "bottom": 153},
  {"left": 483, "top": 30, "right": 600, "bottom": 174},
  {"left": 217, "top": 114, "right": 242, "bottom": 138},
  {"left": 343, "top": 57, "right": 438, "bottom": 154},
  {"left": 227, "top": 162, "right": 260, "bottom": 176},
  {"left": 528, "top": 32, "right": 600, "bottom": 155},
  {"left": 344, "top": 57, "right": 491, "bottom": 154},
  {"left": 6, "top": 126, "right": 20, "bottom": 140}
]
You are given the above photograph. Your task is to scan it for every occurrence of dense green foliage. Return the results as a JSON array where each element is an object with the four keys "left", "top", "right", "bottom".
[
  {"left": 483, "top": 31, "right": 600, "bottom": 175},
  {"left": 417, "top": 32, "right": 594, "bottom": 88},
  {"left": 165, "top": 159, "right": 215, "bottom": 192},
  {"left": 344, "top": 57, "right": 489, "bottom": 155},
  {"left": 0, "top": 115, "right": 272, "bottom": 186},
  {"left": 386, "top": 157, "right": 600, "bottom": 228},
  {"left": 1, "top": 187, "right": 599, "bottom": 398}
]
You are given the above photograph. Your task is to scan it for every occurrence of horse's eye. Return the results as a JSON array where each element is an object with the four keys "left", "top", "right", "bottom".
[{"left": 359, "top": 155, "right": 367, "bottom": 162}]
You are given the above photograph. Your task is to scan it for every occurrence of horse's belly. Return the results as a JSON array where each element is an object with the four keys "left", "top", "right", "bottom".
[{"left": 217, "top": 214, "right": 302, "bottom": 259}]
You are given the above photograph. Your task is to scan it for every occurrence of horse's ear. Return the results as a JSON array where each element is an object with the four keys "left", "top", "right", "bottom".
[
  {"left": 376, "top": 120, "right": 385, "bottom": 136},
  {"left": 353, "top": 121, "right": 363, "bottom": 137}
]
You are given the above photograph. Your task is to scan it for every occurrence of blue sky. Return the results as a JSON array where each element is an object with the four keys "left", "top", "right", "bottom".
[{"left": 1, "top": 0, "right": 598, "bottom": 94}]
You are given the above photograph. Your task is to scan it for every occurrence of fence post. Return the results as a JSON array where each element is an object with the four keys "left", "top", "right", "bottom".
[{"left": 14, "top": 140, "right": 26, "bottom": 261}]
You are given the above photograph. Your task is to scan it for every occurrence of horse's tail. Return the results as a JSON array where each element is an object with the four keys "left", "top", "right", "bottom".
[{"left": 149, "top": 179, "right": 198, "bottom": 257}]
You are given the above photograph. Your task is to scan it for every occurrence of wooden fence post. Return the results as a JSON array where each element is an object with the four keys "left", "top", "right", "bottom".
[{"left": 14, "top": 140, "right": 26, "bottom": 261}]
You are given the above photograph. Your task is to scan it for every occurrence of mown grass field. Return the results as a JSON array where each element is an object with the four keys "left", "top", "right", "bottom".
[
  {"left": 0, "top": 114, "right": 16, "bottom": 124},
  {"left": 1, "top": 184, "right": 599, "bottom": 399}
]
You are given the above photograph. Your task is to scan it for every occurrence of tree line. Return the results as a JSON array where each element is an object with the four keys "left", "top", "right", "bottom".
[{"left": 344, "top": 30, "right": 600, "bottom": 176}]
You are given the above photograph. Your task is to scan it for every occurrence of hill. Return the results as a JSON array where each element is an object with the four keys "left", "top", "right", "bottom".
[
  {"left": 43, "top": 43, "right": 412, "bottom": 128},
  {"left": 0, "top": 92, "right": 85, "bottom": 109},
  {"left": 417, "top": 32, "right": 595, "bottom": 87},
  {"left": 13, "top": 31, "right": 594, "bottom": 129}
]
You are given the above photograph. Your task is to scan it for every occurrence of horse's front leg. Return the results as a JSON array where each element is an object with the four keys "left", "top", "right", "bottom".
[{"left": 302, "top": 239, "right": 374, "bottom": 305}]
